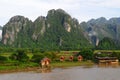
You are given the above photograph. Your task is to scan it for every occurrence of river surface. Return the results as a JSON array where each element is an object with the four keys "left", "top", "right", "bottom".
[{"left": 0, "top": 66, "right": 120, "bottom": 80}]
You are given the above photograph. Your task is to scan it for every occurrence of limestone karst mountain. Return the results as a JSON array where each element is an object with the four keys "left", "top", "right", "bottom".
[
  {"left": 80, "top": 17, "right": 120, "bottom": 48},
  {"left": 1, "top": 9, "right": 91, "bottom": 50},
  {"left": 1, "top": 9, "right": 120, "bottom": 50}
]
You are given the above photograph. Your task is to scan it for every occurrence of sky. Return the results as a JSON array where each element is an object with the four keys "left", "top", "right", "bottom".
[{"left": 0, "top": 0, "right": 120, "bottom": 26}]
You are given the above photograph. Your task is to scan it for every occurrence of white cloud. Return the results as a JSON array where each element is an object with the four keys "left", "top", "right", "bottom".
[
  {"left": 0, "top": 0, "right": 120, "bottom": 26},
  {"left": 98, "top": 0, "right": 120, "bottom": 8}
]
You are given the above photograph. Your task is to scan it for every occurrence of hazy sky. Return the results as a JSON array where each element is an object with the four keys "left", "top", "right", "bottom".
[{"left": 0, "top": 0, "right": 120, "bottom": 26}]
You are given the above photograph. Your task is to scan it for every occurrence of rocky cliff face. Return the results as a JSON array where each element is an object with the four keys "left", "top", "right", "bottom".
[
  {"left": 80, "top": 17, "right": 120, "bottom": 46},
  {"left": 0, "top": 26, "right": 2, "bottom": 40},
  {"left": 33, "top": 9, "right": 90, "bottom": 49},
  {"left": 1, "top": 9, "right": 91, "bottom": 49},
  {"left": 32, "top": 16, "right": 46, "bottom": 41},
  {"left": 2, "top": 15, "right": 33, "bottom": 47}
]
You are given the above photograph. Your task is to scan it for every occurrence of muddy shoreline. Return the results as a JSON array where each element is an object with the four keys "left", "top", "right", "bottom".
[{"left": 0, "top": 67, "right": 41, "bottom": 74}]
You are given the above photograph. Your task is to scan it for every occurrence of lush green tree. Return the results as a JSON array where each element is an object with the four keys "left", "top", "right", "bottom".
[{"left": 78, "top": 49, "right": 94, "bottom": 60}]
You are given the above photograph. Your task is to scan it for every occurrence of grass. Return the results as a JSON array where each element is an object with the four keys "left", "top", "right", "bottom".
[{"left": 0, "top": 61, "right": 39, "bottom": 71}]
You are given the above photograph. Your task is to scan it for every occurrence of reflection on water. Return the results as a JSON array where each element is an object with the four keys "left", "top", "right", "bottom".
[
  {"left": 98, "top": 62, "right": 119, "bottom": 68},
  {"left": 0, "top": 66, "right": 120, "bottom": 80}
]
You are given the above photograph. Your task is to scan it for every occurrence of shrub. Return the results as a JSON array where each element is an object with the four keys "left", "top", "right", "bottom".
[
  {"left": 31, "top": 54, "right": 44, "bottom": 63},
  {"left": 9, "top": 53, "right": 17, "bottom": 60},
  {"left": 44, "top": 52, "right": 57, "bottom": 60},
  {"left": 0, "top": 55, "right": 8, "bottom": 62},
  {"left": 110, "top": 52, "right": 120, "bottom": 61},
  {"left": 78, "top": 49, "right": 94, "bottom": 60},
  {"left": 9, "top": 49, "right": 29, "bottom": 62}
]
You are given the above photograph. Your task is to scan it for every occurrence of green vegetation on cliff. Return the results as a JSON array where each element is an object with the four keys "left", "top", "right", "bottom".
[
  {"left": 97, "top": 37, "right": 116, "bottom": 50},
  {"left": 2, "top": 9, "right": 92, "bottom": 50}
]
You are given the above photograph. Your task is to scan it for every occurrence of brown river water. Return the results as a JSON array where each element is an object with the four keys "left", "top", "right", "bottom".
[{"left": 0, "top": 65, "right": 120, "bottom": 80}]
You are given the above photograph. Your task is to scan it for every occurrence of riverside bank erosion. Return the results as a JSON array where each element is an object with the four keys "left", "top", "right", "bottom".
[
  {"left": 0, "top": 67, "right": 40, "bottom": 74},
  {"left": 0, "top": 67, "right": 52, "bottom": 74},
  {"left": 0, "top": 66, "right": 120, "bottom": 80}
]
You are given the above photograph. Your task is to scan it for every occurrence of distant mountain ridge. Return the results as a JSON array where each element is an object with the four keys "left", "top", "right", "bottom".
[{"left": 80, "top": 17, "right": 120, "bottom": 47}]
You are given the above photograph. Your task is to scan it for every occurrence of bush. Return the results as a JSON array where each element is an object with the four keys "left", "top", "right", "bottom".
[
  {"left": 31, "top": 54, "right": 44, "bottom": 63},
  {"left": 9, "top": 49, "right": 29, "bottom": 62},
  {"left": 78, "top": 49, "right": 94, "bottom": 60},
  {"left": 44, "top": 52, "right": 57, "bottom": 61},
  {"left": 0, "top": 56, "right": 8, "bottom": 62},
  {"left": 110, "top": 52, "right": 120, "bottom": 61}
]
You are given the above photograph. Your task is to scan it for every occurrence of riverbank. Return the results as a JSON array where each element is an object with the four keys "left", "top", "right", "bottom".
[
  {"left": 0, "top": 61, "right": 94, "bottom": 74},
  {"left": 51, "top": 61, "right": 94, "bottom": 68}
]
